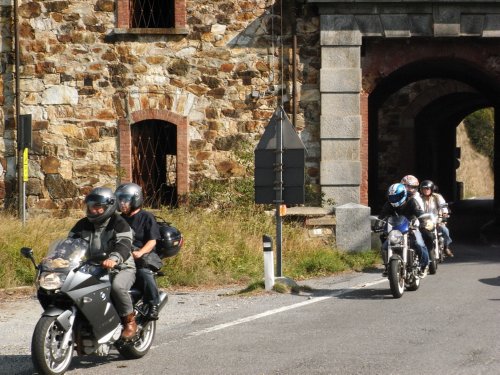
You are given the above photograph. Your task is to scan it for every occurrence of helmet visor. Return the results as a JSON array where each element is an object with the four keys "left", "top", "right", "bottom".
[
  {"left": 85, "top": 193, "right": 113, "bottom": 208},
  {"left": 388, "top": 191, "right": 405, "bottom": 204},
  {"left": 116, "top": 192, "right": 134, "bottom": 203}
]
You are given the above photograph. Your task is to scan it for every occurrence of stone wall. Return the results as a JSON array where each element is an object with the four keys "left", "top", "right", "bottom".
[{"left": 0, "top": 0, "right": 321, "bottom": 212}]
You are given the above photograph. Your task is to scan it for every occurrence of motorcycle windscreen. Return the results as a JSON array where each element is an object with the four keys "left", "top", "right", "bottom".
[{"left": 387, "top": 216, "right": 410, "bottom": 234}]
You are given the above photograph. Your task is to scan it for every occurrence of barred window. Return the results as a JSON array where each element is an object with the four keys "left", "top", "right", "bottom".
[
  {"left": 130, "top": 0, "right": 174, "bottom": 28},
  {"left": 116, "top": 0, "right": 187, "bottom": 33}
]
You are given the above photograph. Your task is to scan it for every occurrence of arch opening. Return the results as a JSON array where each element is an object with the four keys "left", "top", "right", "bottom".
[{"left": 368, "top": 57, "right": 500, "bottom": 211}]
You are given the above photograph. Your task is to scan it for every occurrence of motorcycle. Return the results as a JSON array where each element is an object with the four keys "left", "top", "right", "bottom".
[
  {"left": 372, "top": 215, "right": 421, "bottom": 298},
  {"left": 419, "top": 212, "right": 444, "bottom": 274},
  {"left": 20, "top": 237, "right": 168, "bottom": 375},
  {"left": 419, "top": 203, "right": 450, "bottom": 274}
]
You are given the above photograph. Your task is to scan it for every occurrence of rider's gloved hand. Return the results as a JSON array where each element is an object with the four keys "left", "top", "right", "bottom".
[{"left": 102, "top": 258, "right": 117, "bottom": 269}]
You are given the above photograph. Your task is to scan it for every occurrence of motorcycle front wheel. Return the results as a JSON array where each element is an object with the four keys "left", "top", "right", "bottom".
[
  {"left": 117, "top": 320, "right": 156, "bottom": 359},
  {"left": 388, "top": 258, "right": 405, "bottom": 298},
  {"left": 429, "top": 248, "right": 438, "bottom": 275},
  {"left": 31, "top": 316, "right": 74, "bottom": 375},
  {"left": 406, "top": 272, "right": 420, "bottom": 291}
]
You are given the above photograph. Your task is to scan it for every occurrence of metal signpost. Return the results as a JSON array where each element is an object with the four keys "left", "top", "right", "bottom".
[
  {"left": 254, "top": 106, "right": 306, "bottom": 277},
  {"left": 17, "top": 114, "right": 32, "bottom": 224}
]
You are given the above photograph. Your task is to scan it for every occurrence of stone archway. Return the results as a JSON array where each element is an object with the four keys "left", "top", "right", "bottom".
[
  {"left": 118, "top": 109, "right": 189, "bottom": 202},
  {"left": 367, "top": 56, "right": 500, "bottom": 210},
  {"left": 310, "top": 0, "right": 500, "bottom": 214}
]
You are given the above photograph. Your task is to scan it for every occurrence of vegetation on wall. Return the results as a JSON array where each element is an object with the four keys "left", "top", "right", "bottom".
[{"left": 463, "top": 108, "right": 494, "bottom": 166}]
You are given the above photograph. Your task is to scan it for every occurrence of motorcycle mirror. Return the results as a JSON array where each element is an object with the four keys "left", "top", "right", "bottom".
[
  {"left": 20, "top": 247, "right": 33, "bottom": 258},
  {"left": 20, "top": 247, "right": 38, "bottom": 269}
]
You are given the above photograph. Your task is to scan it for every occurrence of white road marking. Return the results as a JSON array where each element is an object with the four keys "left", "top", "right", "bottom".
[{"left": 187, "top": 278, "right": 386, "bottom": 337}]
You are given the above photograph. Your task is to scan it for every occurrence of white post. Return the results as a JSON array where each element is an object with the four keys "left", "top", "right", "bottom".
[{"left": 263, "top": 235, "right": 275, "bottom": 290}]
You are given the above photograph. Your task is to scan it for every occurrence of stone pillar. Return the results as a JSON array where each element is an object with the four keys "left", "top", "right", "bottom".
[
  {"left": 319, "top": 15, "right": 362, "bottom": 208},
  {"left": 335, "top": 203, "right": 371, "bottom": 252}
]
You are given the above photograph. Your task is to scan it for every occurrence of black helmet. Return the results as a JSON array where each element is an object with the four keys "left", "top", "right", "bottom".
[
  {"left": 115, "top": 183, "right": 144, "bottom": 211},
  {"left": 420, "top": 180, "right": 435, "bottom": 193},
  {"left": 85, "top": 187, "right": 117, "bottom": 224}
]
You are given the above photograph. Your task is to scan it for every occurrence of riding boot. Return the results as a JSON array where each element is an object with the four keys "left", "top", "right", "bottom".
[
  {"left": 121, "top": 313, "right": 138, "bottom": 341},
  {"left": 148, "top": 304, "right": 159, "bottom": 320}
]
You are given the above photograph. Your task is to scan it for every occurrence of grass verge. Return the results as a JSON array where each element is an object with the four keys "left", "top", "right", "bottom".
[{"left": 0, "top": 207, "right": 381, "bottom": 290}]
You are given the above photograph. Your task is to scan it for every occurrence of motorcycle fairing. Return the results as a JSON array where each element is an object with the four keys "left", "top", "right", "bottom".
[{"left": 61, "top": 268, "right": 121, "bottom": 340}]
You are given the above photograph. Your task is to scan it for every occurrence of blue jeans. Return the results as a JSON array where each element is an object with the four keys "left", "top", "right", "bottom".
[
  {"left": 412, "top": 229, "right": 430, "bottom": 268},
  {"left": 135, "top": 268, "right": 160, "bottom": 305},
  {"left": 382, "top": 229, "right": 429, "bottom": 268},
  {"left": 439, "top": 224, "right": 452, "bottom": 248}
]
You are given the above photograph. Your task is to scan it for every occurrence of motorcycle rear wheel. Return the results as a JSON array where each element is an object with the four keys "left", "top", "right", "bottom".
[
  {"left": 31, "top": 316, "right": 74, "bottom": 375},
  {"left": 117, "top": 320, "right": 156, "bottom": 359},
  {"left": 388, "top": 259, "right": 405, "bottom": 298}
]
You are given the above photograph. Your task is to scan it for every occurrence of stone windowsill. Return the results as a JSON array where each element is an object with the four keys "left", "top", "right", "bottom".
[{"left": 112, "top": 28, "right": 189, "bottom": 36}]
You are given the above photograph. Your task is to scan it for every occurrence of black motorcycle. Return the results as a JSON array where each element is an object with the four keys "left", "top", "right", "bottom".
[{"left": 21, "top": 237, "right": 168, "bottom": 375}]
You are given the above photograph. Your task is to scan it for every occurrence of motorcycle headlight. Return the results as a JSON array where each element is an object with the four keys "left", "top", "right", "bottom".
[
  {"left": 388, "top": 230, "right": 404, "bottom": 247},
  {"left": 38, "top": 272, "right": 65, "bottom": 290},
  {"left": 424, "top": 220, "right": 435, "bottom": 231}
]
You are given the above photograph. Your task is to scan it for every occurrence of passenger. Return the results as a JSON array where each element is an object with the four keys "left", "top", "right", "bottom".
[
  {"left": 115, "top": 183, "right": 162, "bottom": 320},
  {"left": 401, "top": 174, "right": 424, "bottom": 210},
  {"left": 68, "top": 187, "right": 137, "bottom": 340}
]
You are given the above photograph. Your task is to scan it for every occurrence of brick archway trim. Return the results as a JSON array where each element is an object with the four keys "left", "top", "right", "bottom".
[{"left": 118, "top": 109, "right": 189, "bottom": 196}]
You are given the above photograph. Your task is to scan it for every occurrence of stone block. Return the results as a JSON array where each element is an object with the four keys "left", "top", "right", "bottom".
[
  {"left": 320, "top": 160, "right": 361, "bottom": 185},
  {"left": 321, "top": 93, "right": 360, "bottom": 117},
  {"left": 320, "top": 115, "right": 361, "bottom": 139},
  {"left": 321, "top": 46, "right": 360, "bottom": 69},
  {"left": 381, "top": 15, "right": 411, "bottom": 38},
  {"left": 355, "top": 15, "right": 383, "bottom": 36},
  {"left": 321, "top": 15, "right": 361, "bottom": 46},
  {"left": 321, "top": 139, "right": 359, "bottom": 161},
  {"left": 409, "top": 14, "right": 433, "bottom": 36},
  {"left": 483, "top": 15, "right": 500, "bottom": 37},
  {"left": 434, "top": 23, "right": 460, "bottom": 37},
  {"left": 335, "top": 203, "right": 371, "bottom": 252},
  {"left": 321, "top": 186, "right": 360, "bottom": 209},
  {"left": 460, "top": 14, "right": 484, "bottom": 36},
  {"left": 320, "top": 68, "right": 362, "bottom": 92}
]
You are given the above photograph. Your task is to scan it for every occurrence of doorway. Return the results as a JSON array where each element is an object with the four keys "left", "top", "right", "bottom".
[{"left": 131, "top": 120, "right": 178, "bottom": 207}]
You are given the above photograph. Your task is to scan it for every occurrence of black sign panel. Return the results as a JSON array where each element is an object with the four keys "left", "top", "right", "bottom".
[{"left": 254, "top": 107, "right": 306, "bottom": 205}]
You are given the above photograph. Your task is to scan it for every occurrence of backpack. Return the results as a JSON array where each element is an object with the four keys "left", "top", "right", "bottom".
[{"left": 154, "top": 216, "right": 183, "bottom": 258}]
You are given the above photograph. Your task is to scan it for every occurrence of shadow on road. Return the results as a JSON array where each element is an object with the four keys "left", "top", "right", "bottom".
[
  {"left": 479, "top": 276, "right": 500, "bottom": 287},
  {"left": 0, "top": 351, "right": 128, "bottom": 374}
]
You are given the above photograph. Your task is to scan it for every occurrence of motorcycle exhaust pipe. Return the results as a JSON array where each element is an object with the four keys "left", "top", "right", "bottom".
[{"left": 157, "top": 291, "right": 169, "bottom": 313}]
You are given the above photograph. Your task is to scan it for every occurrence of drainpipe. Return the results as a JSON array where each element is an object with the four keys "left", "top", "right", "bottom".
[
  {"left": 14, "top": 0, "right": 24, "bottom": 222},
  {"left": 291, "top": 0, "right": 297, "bottom": 128}
]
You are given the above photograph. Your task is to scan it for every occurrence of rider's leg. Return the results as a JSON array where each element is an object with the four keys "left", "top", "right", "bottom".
[
  {"left": 439, "top": 224, "right": 454, "bottom": 256},
  {"left": 412, "top": 229, "right": 429, "bottom": 271},
  {"left": 137, "top": 267, "right": 160, "bottom": 320}
]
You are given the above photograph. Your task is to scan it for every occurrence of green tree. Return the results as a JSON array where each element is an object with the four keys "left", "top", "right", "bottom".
[{"left": 463, "top": 108, "right": 494, "bottom": 166}]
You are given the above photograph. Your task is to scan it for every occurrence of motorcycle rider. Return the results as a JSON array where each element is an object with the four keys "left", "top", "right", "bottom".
[
  {"left": 68, "top": 187, "right": 138, "bottom": 340},
  {"left": 420, "top": 180, "right": 454, "bottom": 257},
  {"left": 115, "top": 182, "right": 162, "bottom": 320},
  {"left": 378, "top": 183, "right": 430, "bottom": 277}
]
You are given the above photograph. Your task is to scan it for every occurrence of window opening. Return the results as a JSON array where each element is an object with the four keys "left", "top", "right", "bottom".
[
  {"left": 130, "top": 0, "right": 174, "bottom": 28},
  {"left": 131, "top": 120, "right": 178, "bottom": 207}
]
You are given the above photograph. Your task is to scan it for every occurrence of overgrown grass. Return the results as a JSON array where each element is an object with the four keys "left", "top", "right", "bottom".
[{"left": 0, "top": 208, "right": 381, "bottom": 290}]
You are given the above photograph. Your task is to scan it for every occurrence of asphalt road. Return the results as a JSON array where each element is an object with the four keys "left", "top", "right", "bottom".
[{"left": 1, "top": 237, "right": 499, "bottom": 375}]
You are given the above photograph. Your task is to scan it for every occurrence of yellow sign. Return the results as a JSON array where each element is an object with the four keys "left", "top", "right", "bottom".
[{"left": 23, "top": 148, "right": 28, "bottom": 182}]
